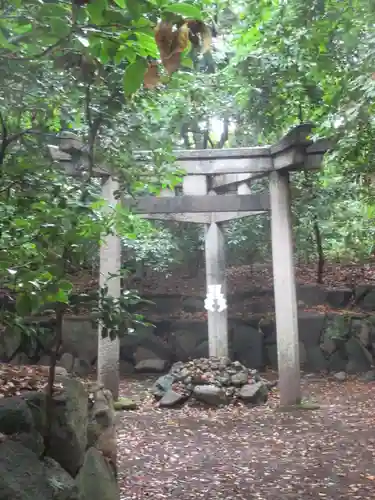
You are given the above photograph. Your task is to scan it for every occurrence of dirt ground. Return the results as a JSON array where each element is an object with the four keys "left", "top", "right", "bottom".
[{"left": 117, "top": 375, "right": 375, "bottom": 500}]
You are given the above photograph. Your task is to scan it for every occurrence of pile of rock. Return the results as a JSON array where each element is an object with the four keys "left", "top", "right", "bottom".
[
  {"left": 152, "top": 357, "right": 275, "bottom": 407},
  {"left": 0, "top": 376, "right": 119, "bottom": 500}
]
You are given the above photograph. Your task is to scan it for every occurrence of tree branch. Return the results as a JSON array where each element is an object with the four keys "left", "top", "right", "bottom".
[
  {"left": 217, "top": 117, "right": 229, "bottom": 149},
  {"left": 0, "top": 111, "right": 8, "bottom": 166}
]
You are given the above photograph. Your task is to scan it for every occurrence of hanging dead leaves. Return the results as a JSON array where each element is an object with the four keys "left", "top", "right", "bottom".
[{"left": 144, "top": 19, "right": 212, "bottom": 89}]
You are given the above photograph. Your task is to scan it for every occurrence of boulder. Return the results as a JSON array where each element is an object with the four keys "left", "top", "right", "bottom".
[
  {"left": 119, "top": 360, "right": 134, "bottom": 375},
  {"left": 61, "top": 317, "right": 98, "bottom": 365},
  {"left": 135, "top": 358, "right": 167, "bottom": 373},
  {"left": 133, "top": 330, "right": 173, "bottom": 362},
  {"left": 10, "top": 353, "right": 31, "bottom": 365},
  {"left": 297, "top": 285, "right": 328, "bottom": 307},
  {"left": 193, "top": 385, "right": 228, "bottom": 406},
  {"left": 298, "top": 313, "right": 326, "bottom": 347},
  {"left": 351, "top": 319, "right": 372, "bottom": 347},
  {"left": 44, "top": 456, "right": 79, "bottom": 500},
  {"left": 0, "top": 327, "right": 21, "bottom": 361},
  {"left": 265, "top": 344, "right": 278, "bottom": 369},
  {"left": 47, "top": 377, "right": 88, "bottom": 476},
  {"left": 58, "top": 353, "right": 74, "bottom": 372},
  {"left": 299, "top": 342, "right": 307, "bottom": 366},
  {"left": 173, "top": 329, "right": 206, "bottom": 360},
  {"left": 21, "top": 391, "right": 46, "bottom": 433},
  {"left": 305, "top": 346, "right": 329, "bottom": 372},
  {"left": 239, "top": 382, "right": 268, "bottom": 404},
  {"left": 72, "top": 358, "right": 91, "bottom": 377},
  {"left": 0, "top": 440, "right": 54, "bottom": 500},
  {"left": 328, "top": 351, "right": 347, "bottom": 372},
  {"left": 87, "top": 385, "right": 116, "bottom": 464},
  {"left": 231, "top": 324, "right": 264, "bottom": 369},
  {"left": 355, "top": 286, "right": 375, "bottom": 311},
  {"left": 76, "top": 447, "right": 120, "bottom": 500},
  {"left": 345, "top": 337, "right": 372, "bottom": 373},
  {"left": 182, "top": 296, "right": 205, "bottom": 313},
  {"left": 325, "top": 289, "right": 353, "bottom": 308},
  {"left": 191, "top": 341, "right": 209, "bottom": 359},
  {"left": 9, "top": 430, "right": 45, "bottom": 457},
  {"left": 0, "top": 397, "right": 34, "bottom": 435}
]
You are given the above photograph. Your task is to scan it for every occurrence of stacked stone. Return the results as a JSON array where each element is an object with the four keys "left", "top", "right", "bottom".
[
  {"left": 153, "top": 357, "right": 274, "bottom": 407},
  {"left": 0, "top": 377, "right": 119, "bottom": 500}
]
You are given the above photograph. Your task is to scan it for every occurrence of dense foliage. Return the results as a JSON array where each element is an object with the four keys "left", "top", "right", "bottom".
[{"left": 1, "top": 0, "right": 374, "bottom": 318}]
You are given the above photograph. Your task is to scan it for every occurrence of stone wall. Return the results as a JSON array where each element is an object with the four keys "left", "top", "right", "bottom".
[
  {"left": 1, "top": 284, "right": 375, "bottom": 376},
  {"left": 0, "top": 376, "right": 119, "bottom": 500}
]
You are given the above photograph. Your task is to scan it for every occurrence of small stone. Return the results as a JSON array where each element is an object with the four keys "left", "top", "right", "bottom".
[
  {"left": 159, "top": 390, "right": 189, "bottom": 407},
  {"left": 193, "top": 385, "right": 228, "bottom": 406},
  {"left": 152, "top": 374, "right": 175, "bottom": 399},
  {"left": 239, "top": 382, "right": 268, "bottom": 404},
  {"left": 333, "top": 371, "right": 347, "bottom": 382},
  {"left": 360, "top": 369, "right": 375, "bottom": 382},
  {"left": 230, "top": 371, "right": 248, "bottom": 387},
  {"left": 113, "top": 397, "right": 137, "bottom": 411}
]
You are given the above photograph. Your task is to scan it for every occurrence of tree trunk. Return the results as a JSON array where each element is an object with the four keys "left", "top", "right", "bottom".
[{"left": 313, "top": 216, "right": 324, "bottom": 284}]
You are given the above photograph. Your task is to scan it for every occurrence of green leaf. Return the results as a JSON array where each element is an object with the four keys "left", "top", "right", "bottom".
[
  {"left": 113, "top": 0, "right": 125, "bottom": 6},
  {"left": 87, "top": 0, "right": 108, "bottom": 25},
  {"left": 58, "top": 280, "right": 73, "bottom": 292},
  {"left": 135, "top": 32, "right": 158, "bottom": 58},
  {"left": 163, "top": 3, "right": 202, "bottom": 20},
  {"left": 123, "top": 58, "right": 147, "bottom": 96},
  {"left": 180, "top": 56, "right": 194, "bottom": 69},
  {"left": 126, "top": 0, "right": 141, "bottom": 18}
]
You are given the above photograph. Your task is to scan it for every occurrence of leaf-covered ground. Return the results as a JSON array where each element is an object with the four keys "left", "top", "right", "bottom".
[
  {"left": 117, "top": 375, "right": 375, "bottom": 500},
  {"left": 71, "top": 261, "right": 375, "bottom": 297}
]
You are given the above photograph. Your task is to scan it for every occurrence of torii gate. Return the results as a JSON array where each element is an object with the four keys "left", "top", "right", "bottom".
[{"left": 49, "top": 123, "right": 328, "bottom": 405}]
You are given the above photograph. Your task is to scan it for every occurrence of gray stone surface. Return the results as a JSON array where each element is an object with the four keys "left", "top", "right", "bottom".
[
  {"left": 9, "top": 430, "right": 45, "bottom": 457},
  {"left": 152, "top": 374, "right": 175, "bottom": 399},
  {"left": 76, "top": 447, "right": 120, "bottom": 500},
  {"left": 0, "top": 397, "right": 34, "bottom": 435},
  {"left": 239, "top": 382, "right": 268, "bottom": 404},
  {"left": 0, "top": 441, "right": 54, "bottom": 500},
  {"left": 333, "top": 371, "right": 347, "bottom": 381},
  {"left": 61, "top": 317, "right": 98, "bottom": 364},
  {"left": 135, "top": 358, "right": 167, "bottom": 373},
  {"left": 48, "top": 377, "right": 88, "bottom": 477},
  {"left": 298, "top": 313, "right": 326, "bottom": 347},
  {"left": 0, "top": 327, "right": 21, "bottom": 361},
  {"left": 44, "top": 456, "right": 79, "bottom": 500},
  {"left": 232, "top": 325, "right": 264, "bottom": 369},
  {"left": 193, "top": 385, "right": 228, "bottom": 406},
  {"left": 345, "top": 337, "right": 372, "bottom": 373},
  {"left": 305, "top": 346, "right": 328, "bottom": 372},
  {"left": 159, "top": 390, "right": 188, "bottom": 407},
  {"left": 58, "top": 352, "right": 74, "bottom": 372}
]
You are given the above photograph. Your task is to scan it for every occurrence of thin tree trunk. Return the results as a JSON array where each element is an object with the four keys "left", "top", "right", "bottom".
[
  {"left": 313, "top": 216, "right": 324, "bottom": 284},
  {"left": 43, "top": 304, "right": 64, "bottom": 456}
]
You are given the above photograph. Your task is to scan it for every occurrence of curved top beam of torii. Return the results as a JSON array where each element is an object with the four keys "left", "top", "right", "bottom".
[{"left": 48, "top": 123, "right": 330, "bottom": 224}]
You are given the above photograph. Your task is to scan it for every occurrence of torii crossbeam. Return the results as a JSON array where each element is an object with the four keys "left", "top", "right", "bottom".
[{"left": 49, "top": 123, "right": 330, "bottom": 406}]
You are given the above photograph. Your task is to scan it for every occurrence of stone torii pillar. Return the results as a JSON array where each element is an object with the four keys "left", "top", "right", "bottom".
[
  {"left": 182, "top": 175, "right": 229, "bottom": 358},
  {"left": 97, "top": 176, "right": 121, "bottom": 400},
  {"left": 269, "top": 170, "right": 300, "bottom": 406}
]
